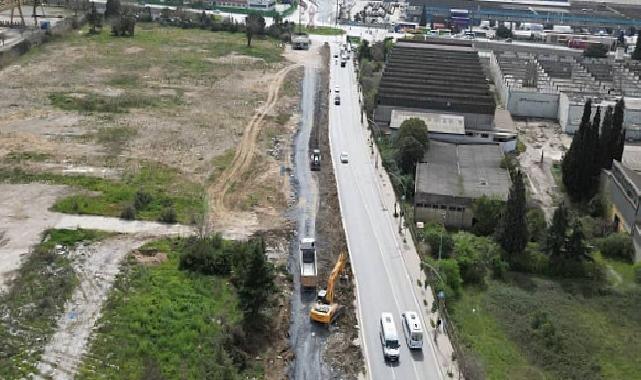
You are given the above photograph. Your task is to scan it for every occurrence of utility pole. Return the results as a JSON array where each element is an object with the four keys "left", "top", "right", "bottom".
[{"left": 438, "top": 211, "right": 446, "bottom": 260}]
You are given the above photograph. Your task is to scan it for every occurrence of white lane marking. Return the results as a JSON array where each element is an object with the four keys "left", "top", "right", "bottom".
[
  {"left": 342, "top": 58, "right": 444, "bottom": 380},
  {"left": 327, "top": 43, "right": 375, "bottom": 380}
]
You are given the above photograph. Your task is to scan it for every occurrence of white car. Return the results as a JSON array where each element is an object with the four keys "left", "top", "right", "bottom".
[
  {"left": 401, "top": 311, "right": 424, "bottom": 350},
  {"left": 334, "top": 85, "right": 340, "bottom": 94},
  {"left": 340, "top": 152, "right": 349, "bottom": 163}
]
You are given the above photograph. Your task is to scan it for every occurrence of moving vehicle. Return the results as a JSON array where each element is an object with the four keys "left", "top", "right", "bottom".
[
  {"left": 334, "top": 85, "right": 340, "bottom": 94},
  {"left": 401, "top": 311, "right": 424, "bottom": 350},
  {"left": 340, "top": 151, "right": 349, "bottom": 163},
  {"left": 340, "top": 60, "right": 347, "bottom": 67},
  {"left": 334, "top": 95, "right": 341, "bottom": 105},
  {"left": 380, "top": 312, "right": 401, "bottom": 362},
  {"left": 300, "top": 238, "right": 318, "bottom": 288},
  {"left": 310, "top": 251, "right": 347, "bottom": 324},
  {"left": 310, "top": 149, "right": 321, "bottom": 171}
]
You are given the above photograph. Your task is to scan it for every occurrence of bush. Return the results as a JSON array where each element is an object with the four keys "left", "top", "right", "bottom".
[
  {"left": 496, "top": 25, "right": 512, "bottom": 39},
  {"left": 179, "top": 235, "right": 232, "bottom": 275},
  {"left": 159, "top": 206, "right": 177, "bottom": 224},
  {"left": 423, "top": 223, "right": 453, "bottom": 258},
  {"left": 452, "top": 232, "right": 501, "bottom": 287},
  {"left": 527, "top": 207, "right": 547, "bottom": 243},
  {"left": 511, "top": 242, "right": 549, "bottom": 274},
  {"left": 596, "top": 233, "right": 634, "bottom": 262},
  {"left": 472, "top": 196, "right": 503, "bottom": 236},
  {"left": 134, "top": 190, "right": 153, "bottom": 210},
  {"left": 583, "top": 43, "right": 608, "bottom": 58},
  {"left": 120, "top": 204, "right": 136, "bottom": 220},
  {"left": 437, "top": 259, "right": 462, "bottom": 299},
  {"left": 634, "top": 262, "right": 641, "bottom": 284}
]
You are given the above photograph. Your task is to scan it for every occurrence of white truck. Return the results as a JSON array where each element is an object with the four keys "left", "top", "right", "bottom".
[{"left": 300, "top": 238, "right": 318, "bottom": 288}]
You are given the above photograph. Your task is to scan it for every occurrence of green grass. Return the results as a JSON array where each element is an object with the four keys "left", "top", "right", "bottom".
[
  {"left": 49, "top": 92, "right": 182, "bottom": 113},
  {"left": 0, "top": 229, "right": 112, "bottom": 379},
  {"left": 208, "top": 148, "right": 236, "bottom": 183},
  {"left": 451, "top": 287, "right": 540, "bottom": 380},
  {"left": 69, "top": 24, "right": 283, "bottom": 66},
  {"left": 603, "top": 256, "right": 637, "bottom": 287},
  {"left": 452, "top": 277, "right": 641, "bottom": 380},
  {"left": 295, "top": 24, "right": 345, "bottom": 35},
  {"left": 0, "top": 164, "right": 204, "bottom": 224},
  {"left": 76, "top": 239, "right": 244, "bottom": 380}
]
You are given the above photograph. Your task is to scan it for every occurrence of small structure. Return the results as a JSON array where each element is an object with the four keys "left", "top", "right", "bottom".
[
  {"left": 292, "top": 33, "right": 310, "bottom": 50},
  {"left": 414, "top": 141, "right": 511, "bottom": 228}
]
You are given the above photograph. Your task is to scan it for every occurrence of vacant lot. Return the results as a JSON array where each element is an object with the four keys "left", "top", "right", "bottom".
[
  {"left": 0, "top": 24, "right": 297, "bottom": 233},
  {"left": 451, "top": 267, "right": 641, "bottom": 380}
]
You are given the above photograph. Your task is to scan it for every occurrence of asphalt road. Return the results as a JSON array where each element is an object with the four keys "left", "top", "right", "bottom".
[{"left": 327, "top": 42, "right": 444, "bottom": 380}]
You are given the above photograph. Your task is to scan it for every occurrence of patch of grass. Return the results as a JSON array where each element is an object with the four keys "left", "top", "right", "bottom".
[
  {"left": 516, "top": 138, "right": 527, "bottom": 155},
  {"left": 295, "top": 24, "right": 345, "bottom": 35},
  {"left": 49, "top": 91, "right": 181, "bottom": 113},
  {"left": 93, "top": 125, "right": 138, "bottom": 151},
  {"left": 0, "top": 164, "right": 204, "bottom": 224},
  {"left": 604, "top": 256, "right": 637, "bottom": 287},
  {"left": 208, "top": 149, "right": 235, "bottom": 183},
  {"left": 452, "top": 277, "right": 641, "bottom": 380},
  {"left": 451, "top": 287, "right": 536, "bottom": 380},
  {"left": 275, "top": 112, "right": 291, "bottom": 125},
  {"left": 107, "top": 73, "right": 141, "bottom": 87},
  {"left": 3, "top": 151, "right": 50, "bottom": 163},
  {"left": 76, "top": 239, "right": 245, "bottom": 380},
  {"left": 0, "top": 229, "right": 112, "bottom": 379}
]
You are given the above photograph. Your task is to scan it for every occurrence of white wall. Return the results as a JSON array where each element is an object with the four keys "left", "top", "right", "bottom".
[{"left": 507, "top": 90, "right": 559, "bottom": 118}]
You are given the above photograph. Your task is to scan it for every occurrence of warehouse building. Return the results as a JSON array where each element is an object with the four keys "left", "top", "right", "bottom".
[
  {"left": 374, "top": 39, "right": 496, "bottom": 131},
  {"left": 414, "top": 141, "right": 511, "bottom": 228}
]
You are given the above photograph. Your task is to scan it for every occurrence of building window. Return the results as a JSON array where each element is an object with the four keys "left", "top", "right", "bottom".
[
  {"left": 448, "top": 206, "right": 457, "bottom": 211},
  {"left": 440, "top": 205, "right": 447, "bottom": 209},
  {"left": 481, "top": 133, "right": 489, "bottom": 138}
]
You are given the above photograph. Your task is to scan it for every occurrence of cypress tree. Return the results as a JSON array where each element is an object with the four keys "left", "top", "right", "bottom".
[
  {"left": 562, "top": 99, "right": 590, "bottom": 201},
  {"left": 633, "top": 31, "right": 641, "bottom": 61},
  {"left": 547, "top": 203, "right": 569, "bottom": 259},
  {"left": 612, "top": 98, "right": 626, "bottom": 163},
  {"left": 498, "top": 170, "right": 528, "bottom": 261},
  {"left": 599, "top": 106, "right": 614, "bottom": 169}
]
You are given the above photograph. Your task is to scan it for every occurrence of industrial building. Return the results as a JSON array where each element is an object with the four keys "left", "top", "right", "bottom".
[
  {"left": 489, "top": 51, "right": 641, "bottom": 136},
  {"left": 374, "top": 40, "right": 496, "bottom": 131},
  {"left": 602, "top": 148, "right": 641, "bottom": 262},
  {"left": 403, "top": 0, "right": 641, "bottom": 28},
  {"left": 414, "top": 141, "right": 511, "bottom": 228},
  {"left": 390, "top": 109, "right": 517, "bottom": 152}
]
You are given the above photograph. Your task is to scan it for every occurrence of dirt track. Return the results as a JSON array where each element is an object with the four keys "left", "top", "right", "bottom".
[{"left": 207, "top": 63, "right": 301, "bottom": 233}]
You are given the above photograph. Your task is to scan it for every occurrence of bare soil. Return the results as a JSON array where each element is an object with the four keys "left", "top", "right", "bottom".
[{"left": 311, "top": 43, "right": 364, "bottom": 379}]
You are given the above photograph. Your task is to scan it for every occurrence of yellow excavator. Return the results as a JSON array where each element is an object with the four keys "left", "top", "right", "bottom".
[{"left": 310, "top": 251, "right": 347, "bottom": 324}]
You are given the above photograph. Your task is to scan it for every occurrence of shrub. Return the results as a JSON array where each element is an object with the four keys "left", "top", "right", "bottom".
[
  {"left": 596, "top": 233, "right": 634, "bottom": 262},
  {"left": 134, "top": 190, "right": 153, "bottom": 210},
  {"left": 423, "top": 223, "right": 453, "bottom": 258},
  {"left": 634, "top": 262, "right": 641, "bottom": 284},
  {"left": 472, "top": 196, "right": 503, "bottom": 237},
  {"left": 120, "top": 204, "right": 136, "bottom": 220},
  {"left": 527, "top": 207, "right": 547, "bottom": 243},
  {"left": 159, "top": 207, "right": 177, "bottom": 224},
  {"left": 179, "top": 235, "right": 232, "bottom": 275},
  {"left": 436, "top": 259, "right": 462, "bottom": 299},
  {"left": 511, "top": 242, "right": 549, "bottom": 274},
  {"left": 452, "top": 232, "right": 501, "bottom": 287}
]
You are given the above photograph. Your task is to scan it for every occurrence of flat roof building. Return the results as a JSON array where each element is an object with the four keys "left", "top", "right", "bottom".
[{"left": 414, "top": 141, "right": 511, "bottom": 227}]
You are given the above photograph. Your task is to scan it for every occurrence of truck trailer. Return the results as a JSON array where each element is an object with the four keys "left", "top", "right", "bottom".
[{"left": 300, "top": 237, "right": 318, "bottom": 289}]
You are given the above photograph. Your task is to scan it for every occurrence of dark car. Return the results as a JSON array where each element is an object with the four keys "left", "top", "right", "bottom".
[{"left": 334, "top": 95, "right": 340, "bottom": 105}]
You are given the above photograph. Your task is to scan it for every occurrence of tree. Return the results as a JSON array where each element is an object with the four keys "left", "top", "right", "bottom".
[
  {"left": 497, "top": 170, "right": 528, "bottom": 261},
  {"left": 566, "top": 218, "right": 589, "bottom": 261},
  {"left": 233, "top": 238, "right": 275, "bottom": 331},
  {"left": 422, "top": 223, "right": 453, "bottom": 258},
  {"left": 105, "top": 0, "right": 121, "bottom": 19},
  {"left": 419, "top": 5, "right": 427, "bottom": 27},
  {"left": 358, "top": 39, "right": 372, "bottom": 61},
  {"left": 583, "top": 43, "right": 608, "bottom": 58},
  {"left": 527, "top": 207, "right": 547, "bottom": 243},
  {"left": 633, "top": 31, "right": 641, "bottom": 61},
  {"left": 397, "top": 118, "right": 429, "bottom": 149},
  {"left": 546, "top": 203, "right": 569, "bottom": 259},
  {"left": 612, "top": 98, "right": 626, "bottom": 164},
  {"left": 598, "top": 105, "right": 615, "bottom": 169},
  {"left": 396, "top": 136, "right": 424, "bottom": 175},
  {"left": 371, "top": 41, "right": 385, "bottom": 62},
  {"left": 562, "top": 99, "right": 602, "bottom": 202},
  {"left": 496, "top": 25, "right": 512, "bottom": 39},
  {"left": 245, "top": 13, "right": 265, "bottom": 48},
  {"left": 87, "top": 2, "right": 102, "bottom": 34},
  {"left": 471, "top": 196, "right": 504, "bottom": 236}
]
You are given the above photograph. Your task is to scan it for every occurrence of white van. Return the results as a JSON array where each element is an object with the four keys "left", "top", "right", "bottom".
[
  {"left": 380, "top": 312, "right": 401, "bottom": 361},
  {"left": 401, "top": 311, "right": 424, "bottom": 350}
]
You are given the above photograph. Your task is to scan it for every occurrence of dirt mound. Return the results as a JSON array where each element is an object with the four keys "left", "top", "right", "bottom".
[{"left": 132, "top": 249, "right": 168, "bottom": 266}]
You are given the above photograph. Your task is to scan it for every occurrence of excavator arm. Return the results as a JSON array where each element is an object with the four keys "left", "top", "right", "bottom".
[{"left": 310, "top": 251, "right": 347, "bottom": 324}]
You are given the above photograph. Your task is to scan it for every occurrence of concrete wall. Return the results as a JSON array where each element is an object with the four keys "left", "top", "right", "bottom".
[
  {"left": 507, "top": 90, "right": 559, "bottom": 119},
  {"left": 414, "top": 194, "right": 474, "bottom": 228}
]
